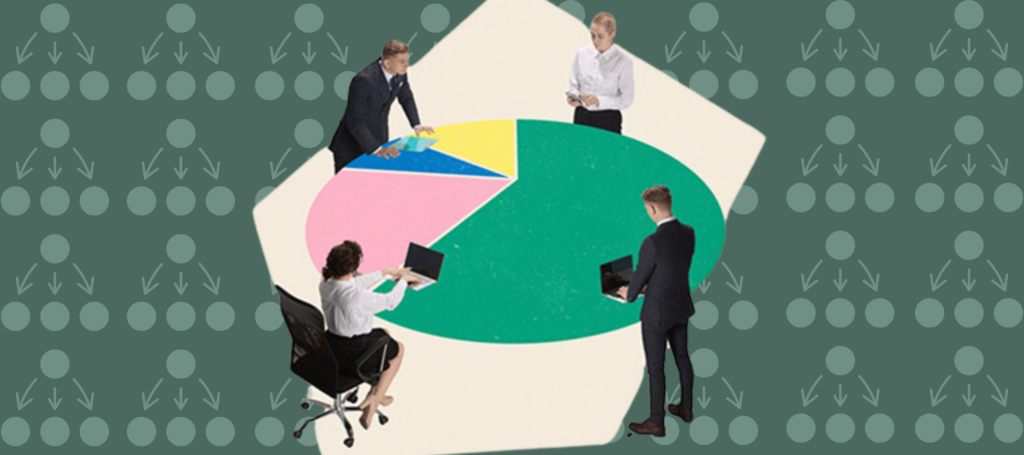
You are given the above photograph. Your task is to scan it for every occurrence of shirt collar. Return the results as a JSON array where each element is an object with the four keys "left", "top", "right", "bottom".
[
  {"left": 657, "top": 216, "right": 676, "bottom": 227},
  {"left": 595, "top": 44, "right": 617, "bottom": 60},
  {"left": 379, "top": 60, "right": 394, "bottom": 82}
]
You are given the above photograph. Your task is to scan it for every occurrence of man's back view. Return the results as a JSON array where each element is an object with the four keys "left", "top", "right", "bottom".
[
  {"left": 619, "top": 185, "right": 695, "bottom": 437},
  {"left": 630, "top": 219, "right": 695, "bottom": 326}
]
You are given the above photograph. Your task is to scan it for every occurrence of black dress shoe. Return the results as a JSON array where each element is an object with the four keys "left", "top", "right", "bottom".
[
  {"left": 668, "top": 403, "right": 694, "bottom": 423},
  {"left": 628, "top": 419, "right": 666, "bottom": 437}
]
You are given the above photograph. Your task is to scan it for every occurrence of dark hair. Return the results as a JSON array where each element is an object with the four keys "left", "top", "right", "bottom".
[
  {"left": 382, "top": 40, "right": 409, "bottom": 60},
  {"left": 322, "top": 240, "right": 363, "bottom": 280},
  {"left": 642, "top": 185, "right": 672, "bottom": 209}
]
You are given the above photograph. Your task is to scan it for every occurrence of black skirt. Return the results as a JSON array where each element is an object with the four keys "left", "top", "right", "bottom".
[
  {"left": 574, "top": 106, "right": 622, "bottom": 134},
  {"left": 326, "top": 328, "right": 400, "bottom": 380}
]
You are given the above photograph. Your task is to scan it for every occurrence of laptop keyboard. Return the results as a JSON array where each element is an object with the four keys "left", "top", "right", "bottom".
[{"left": 409, "top": 274, "right": 435, "bottom": 289}]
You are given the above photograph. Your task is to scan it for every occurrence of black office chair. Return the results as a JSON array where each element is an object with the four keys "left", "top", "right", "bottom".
[{"left": 277, "top": 285, "right": 391, "bottom": 448}]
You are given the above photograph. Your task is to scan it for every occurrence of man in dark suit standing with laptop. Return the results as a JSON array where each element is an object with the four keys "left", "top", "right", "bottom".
[
  {"left": 328, "top": 40, "right": 434, "bottom": 173},
  {"left": 617, "top": 185, "right": 695, "bottom": 437}
]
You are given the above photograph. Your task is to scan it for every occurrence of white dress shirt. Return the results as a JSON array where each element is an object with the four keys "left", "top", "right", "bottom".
[
  {"left": 380, "top": 61, "right": 396, "bottom": 86},
  {"left": 657, "top": 216, "right": 676, "bottom": 227},
  {"left": 319, "top": 270, "right": 408, "bottom": 337},
  {"left": 568, "top": 44, "right": 635, "bottom": 111}
]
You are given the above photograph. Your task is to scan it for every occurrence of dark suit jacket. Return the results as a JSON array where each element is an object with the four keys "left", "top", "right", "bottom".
[
  {"left": 626, "top": 219, "right": 696, "bottom": 329},
  {"left": 329, "top": 59, "right": 421, "bottom": 160}
]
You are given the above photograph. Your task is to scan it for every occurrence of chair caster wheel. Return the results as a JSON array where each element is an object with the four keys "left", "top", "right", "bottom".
[
  {"left": 301, "top": 401, "right": 310, "bottom": 409},
  {"left": 344, "top": 437, "right": 354, "bottom": 447},
  {"left": 379, "top": 415, "right": 389, "bottom": 425},
  {"left": 294, "top": 430, "right": 303, "bottom": 439},
  {"left": 347, "top": 394, "right": 358, "bottom": 404}
]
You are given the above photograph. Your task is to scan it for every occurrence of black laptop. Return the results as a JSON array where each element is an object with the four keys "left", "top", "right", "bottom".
[
  {"left": 390, "top": 242, "right": 444, "bottom": 291},
  {"left": 600, "top": 255, "right": 633, "bottom": 302}
]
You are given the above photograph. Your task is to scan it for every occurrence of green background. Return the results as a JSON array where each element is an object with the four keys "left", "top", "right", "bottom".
[{"left": 2, "top": 0, "right": 1022, "bottom": 452}]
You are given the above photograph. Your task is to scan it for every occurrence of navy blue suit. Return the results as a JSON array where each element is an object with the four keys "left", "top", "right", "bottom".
[
  {"left": 625, "top": 219, "right": 696, "bottom": 425},
  {"left": 328, "top": 59, "right": 421, "bottom": 173}
]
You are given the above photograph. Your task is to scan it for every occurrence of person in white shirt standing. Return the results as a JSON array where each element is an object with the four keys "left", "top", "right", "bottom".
[
  {"left": 318, "top": 240, "right": 421, "bottom": 429},
  {"left": 567, "top": 12, "right": 634, "bottom": 134}
]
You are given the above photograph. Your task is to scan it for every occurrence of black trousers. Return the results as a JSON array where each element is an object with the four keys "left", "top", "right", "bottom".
[
  {"left": 641, "top": 320, "right": 693, "bottom": 425},
  {"left": 573, "top": 107, "right": 622, "bottom": 134}
]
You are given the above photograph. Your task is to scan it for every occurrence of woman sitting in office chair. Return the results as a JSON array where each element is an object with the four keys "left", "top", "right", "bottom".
[{"left": 319, "top": 240, "right": 420, "bottom": 429}]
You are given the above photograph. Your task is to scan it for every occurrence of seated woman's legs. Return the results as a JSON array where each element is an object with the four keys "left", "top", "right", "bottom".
[
  {"left": 375, "top": 328, "right": 401, "bottom": 405},
  {"left": 373, "top": 340, "right": 403, "bottom": 400},
  {"left": 359, "top": 335, "right": 404, "bottom": 429}
]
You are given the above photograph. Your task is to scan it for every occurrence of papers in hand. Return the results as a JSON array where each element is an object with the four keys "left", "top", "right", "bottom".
[{"left": 395, "top": 135, "right": 439, "bottom": 152}]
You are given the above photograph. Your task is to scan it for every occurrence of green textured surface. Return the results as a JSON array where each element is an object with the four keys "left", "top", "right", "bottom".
[{"left": 377, "top": 120, "right": 724, "bottom": 343}]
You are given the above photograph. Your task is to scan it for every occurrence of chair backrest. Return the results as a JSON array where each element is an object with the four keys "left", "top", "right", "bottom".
[{"left": 277, "top": 285, "right": 338, "bottom": 397}]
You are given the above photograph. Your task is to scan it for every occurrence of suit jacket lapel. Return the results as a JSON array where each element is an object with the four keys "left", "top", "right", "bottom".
[{"left": 372, "top": 59, "right": 391, "bottom": 99}]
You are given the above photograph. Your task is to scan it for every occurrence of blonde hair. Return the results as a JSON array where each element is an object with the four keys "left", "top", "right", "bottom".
[
  {"left": 382, "top": 40, "right": 409, "bottom": 60},
  {"left": 592, "top": 12, "right": 616, "bottom": 34},
  {"left": 642, "top": 185, "right": 672, "bottom": 209}
]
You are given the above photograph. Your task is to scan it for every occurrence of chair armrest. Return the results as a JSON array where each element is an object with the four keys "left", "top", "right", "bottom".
[{"left": 352, "top": 336, "right": 390, "bottom": 384}]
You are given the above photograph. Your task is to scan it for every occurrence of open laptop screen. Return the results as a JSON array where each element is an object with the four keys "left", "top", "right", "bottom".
[
  {"left": 600, "top": 255, "right": 632, "bottom": 294},
  {"left": 406, "top": 243, "right": 444, "bottom": 280}
]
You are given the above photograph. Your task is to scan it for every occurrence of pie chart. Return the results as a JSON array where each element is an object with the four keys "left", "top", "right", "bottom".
[{"left": 305, "top": 119, "right": 724, "bottom": 343}]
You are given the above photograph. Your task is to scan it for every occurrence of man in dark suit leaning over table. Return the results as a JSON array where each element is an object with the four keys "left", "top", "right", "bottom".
[
  {"left": 617, "top": 185, "right": 696, "bottom": 437},
  {"left": 328, "top": 40, "right": 434, "bottom": 173}
]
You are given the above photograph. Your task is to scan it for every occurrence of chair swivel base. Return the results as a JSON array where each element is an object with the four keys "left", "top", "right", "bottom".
[{"left": 293, "top": 387, "right": 389, "bottom": 448}]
